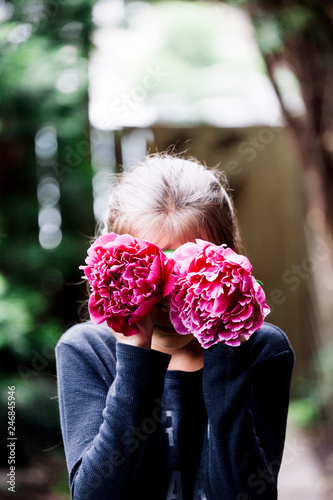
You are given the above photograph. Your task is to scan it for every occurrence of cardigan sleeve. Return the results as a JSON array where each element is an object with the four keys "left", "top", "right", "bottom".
[
  {"left": 55, "top": 334, "right": 171, "bottom": 500},
  {"left": 202, "top": 323, "right": 294, "bottom": 500}
]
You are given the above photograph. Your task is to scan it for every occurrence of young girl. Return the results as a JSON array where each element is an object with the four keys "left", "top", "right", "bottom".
[{"left": 55, "top": 153, "right": 294, "bottom": 500}]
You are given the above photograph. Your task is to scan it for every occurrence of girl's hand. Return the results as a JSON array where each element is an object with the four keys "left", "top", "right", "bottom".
[{"left": 111, "top": 314, "right": 154, "bottom": 349}]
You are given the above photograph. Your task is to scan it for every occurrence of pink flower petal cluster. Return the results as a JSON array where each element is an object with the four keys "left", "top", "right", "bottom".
[
  {"left": 80, "top": 233, "right": 174, "bottom": 336},
  {"left": 168, "top": 239, "right": 270, "bottom": 348}
]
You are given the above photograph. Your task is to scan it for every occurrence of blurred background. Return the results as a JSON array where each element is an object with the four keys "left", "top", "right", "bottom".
[{"left": 0, "top": 0, "right": 333, "bottom": 498}]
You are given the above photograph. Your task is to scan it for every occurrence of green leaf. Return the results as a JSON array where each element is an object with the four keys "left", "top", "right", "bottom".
[
  {"left": 256, "top": 279, "right": 264, "bottom": 286},
  {"left": 163, "top": 249, "right": 176, "bottom": 258}
]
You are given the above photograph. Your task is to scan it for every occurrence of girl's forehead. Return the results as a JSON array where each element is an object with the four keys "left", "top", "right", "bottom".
[
  {"left": 156, "top": 231, "right": 210, "bottom": 250},
  {"left": 129, "top": 231, "right": 182, "bottom": 250},
  {"left": 132, "top": 227, "right": 210, "bottom": 250},
  {"left": 154, "top": 237, "right": 184, "bottom": 251}
]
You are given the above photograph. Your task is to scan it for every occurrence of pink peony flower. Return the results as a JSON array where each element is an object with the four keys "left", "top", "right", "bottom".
[
  {"left": 80, "top": 233, "right": 174, "bottom": 336},
  {"left": 167, "top": 239, "right": 270, "bottom": 348}
]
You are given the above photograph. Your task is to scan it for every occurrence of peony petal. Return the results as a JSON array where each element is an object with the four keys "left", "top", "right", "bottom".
[
  {"left": 163, "top": 257, "right": 176, "bottom": 296},
  {"left": 169, "top": 306, "right": 191, "bottom": 334},
  {"left": 212, "top": 293, "right": 230, "bottom": 314},
  {"left": 89, "top": 232, "right": 118, "bottom": 251},
  {"left": 172, "top": 242, "right": 201, "bottom": 273},
  {"left": 194, "top": 238, "right": 212, "bottom": 250},
  {"left": 129, "top": 296, "right": 160, "bottom": 324},
  {"left": 222, "top": 247, "right": 253, "bottom": 273},
  {"left": 106, "top": 315, "right": 139, "bottom": 336},
  {"left": 88, "top": 293, "right": 107, "bottom": 324},
  {"left": 225, "top": 337, "right": 242, "bottom": 347},
  {"left": 80, "top": 264, "right": 93, "bottom": 282},
  {"left": 147, "top": 255, "right": 162, "bottom": 284}
]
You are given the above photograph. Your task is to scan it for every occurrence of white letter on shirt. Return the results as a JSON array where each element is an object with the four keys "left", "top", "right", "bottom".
[
  {"left": 162, "top": 410, "right": 175, "bottom": 447},
  {"left": 166, "top": 471, "right": 183, "bottom": 500}
]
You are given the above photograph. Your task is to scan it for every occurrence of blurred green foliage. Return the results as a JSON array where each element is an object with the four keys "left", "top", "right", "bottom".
[
  {"left": 288, "top": 398, "right": 320, "bottom": 428},
  {"left": 288, "top": 340, "right": 333, "bottom": 429},
  {"left": 0, "top": 1, "right": 95, "bottom": 485},
  {"left": 0, "top": 0, "right": 95, "bottom": 321}
]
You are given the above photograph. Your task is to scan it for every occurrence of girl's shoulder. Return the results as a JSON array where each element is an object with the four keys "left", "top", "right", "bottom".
[
  {"left": 55, "top": 322, "right": 117, "bottom": 388},
  {"left": 249, "top": 322, "right": 295, "bottom": 364},
  {"left": 56, "top": 321, "right": 117, "bottom": 359}
]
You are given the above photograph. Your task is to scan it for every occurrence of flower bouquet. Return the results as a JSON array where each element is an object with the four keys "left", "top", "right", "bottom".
[
  {"left": 80, "top": 233, "right": 174, "bottom": 336},
  {"left": 81, "top": 234, "right": 270, "bottom": 347},
  {"left": 166, "top": 239, "right": 270, "bottom": 347}
]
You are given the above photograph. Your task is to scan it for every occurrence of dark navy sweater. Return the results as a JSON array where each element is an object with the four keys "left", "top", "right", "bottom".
[{"left": 55, "top": 322, "right": 294, "bottom": 500}]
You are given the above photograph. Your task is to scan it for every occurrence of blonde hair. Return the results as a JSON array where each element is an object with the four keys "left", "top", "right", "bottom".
[{"left": 104, "top": 152, "right": 243, "bottom": 252}]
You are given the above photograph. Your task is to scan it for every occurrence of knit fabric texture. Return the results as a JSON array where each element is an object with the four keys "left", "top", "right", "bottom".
[{"left": 55, "top": 321, "right": 294, "bottom": 500}]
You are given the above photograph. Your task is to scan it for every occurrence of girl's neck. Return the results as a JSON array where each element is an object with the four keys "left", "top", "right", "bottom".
[{"left": 151, "top": 337, "right": 204, "bottom": 372}]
